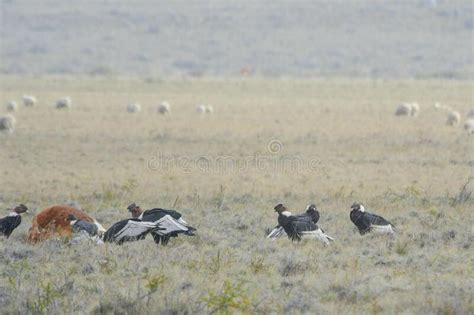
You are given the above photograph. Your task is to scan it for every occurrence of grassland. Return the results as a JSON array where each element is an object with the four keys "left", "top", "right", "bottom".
[{"left": 0, "top": 77, "right": 473, "bottom": 314}]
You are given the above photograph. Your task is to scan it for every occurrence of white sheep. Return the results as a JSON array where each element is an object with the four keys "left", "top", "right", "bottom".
[
  {"left": 196, "top": 105, "right": 206, "bottom": 114},
  {"left": 6, "top": 101, "right": 17, "bottom": 112},
  {"left": 196, "top": 104, "right": 213, "bottom": 114},
  {"left": 446, "top": 111, "right": 461, "bottom": 126},
  {"left": 56, "top": 97, "right": 72, "bottom": 109},
  {"left": 158, "top": 101, "right": 170, "bottom": 114},
  {"left": 205, "top": 105, "right": 214, "bottom": 114},
  {"left": 395, "top": 102, "right": 420, "bottom": 117},
  {"left": 0, "top": 114, "right": 16, "bottom": 134},
  {"left": 127, "top": 103, "right": 141, "bottom": 113},
  {"left": 410, "top": 102, "right": 420, "bottom": 116},
  {"left": 22, "top": 95, "right": 37, "bottom": 107},
  {"left": 464, "top": 119, "right": 474, "bottom": 134},
  {"left": 395, "top": 102, "right": 412, "bottom": 116}
]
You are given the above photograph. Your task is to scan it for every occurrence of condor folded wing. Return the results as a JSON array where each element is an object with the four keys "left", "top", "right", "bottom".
[
  {"left": 142, "top": 209, "right": 196, "bottom": 234},
  {"left": 151, "top": 214, "right": 194, "bottom": 235},
  {"left": 366, "top": 212, "right": 393, "bottom": 226},
  {"left": 103, "top": 219, "right": 158, "bottom": 244},
  {"left": 284, "top": 219, "right": 318, "bottom": 242}
]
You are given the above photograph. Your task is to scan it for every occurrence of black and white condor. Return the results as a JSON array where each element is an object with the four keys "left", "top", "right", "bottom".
[
  {"left": 350, "top": 203, "right": 395, "bottom": 235},
  {"left": 68, "top": 214, "right": 99, "bottom": 237},
  {"left": 0, "top": 204, "right": 28, "bottom": 239},
  {"left": 66, "top": 205, "right": 196, "bottom": 246},
  {"left": 267, "top": 203, "right": 320, "bottom": 239},
  {"left": 137, "top": 208, "right": 196, "bottom": 245},
  {"left": 271, "top": 204, "right": 334, "bottom": 244},
  {"left": 103, "top": 218, "right": 160, "bottom": 244}
]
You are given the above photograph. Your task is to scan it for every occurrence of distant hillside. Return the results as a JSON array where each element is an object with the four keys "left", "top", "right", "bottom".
[{"left": 0, "top": 0, "right": 472, "bottom": 79}]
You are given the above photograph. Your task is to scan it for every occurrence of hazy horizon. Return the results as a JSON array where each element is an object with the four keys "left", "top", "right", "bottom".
[{"left": 1, "top": 0, "right": 472, "bottom": 79}]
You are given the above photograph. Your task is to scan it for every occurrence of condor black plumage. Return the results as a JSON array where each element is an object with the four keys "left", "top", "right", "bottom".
[
  {"left": 67, "top": 215, "right": 99, "bottom": 237},
  {"left": 139, "top": 208, "right": 196, "bottom": 245},
  {"left": 350, "top": 203, "right": 395, "bottom": 235},
  {"left": 267, "top": 203, "right": 320, "bottom": 239},
  {"left": 103, "top": 218, "right": 159, "bottom": 244},
  {"left": 0, "top": 204, "right": 27, "bottom": 238},
  {"left": 273, "top": 204, "right": 334, "bottom": 244}
]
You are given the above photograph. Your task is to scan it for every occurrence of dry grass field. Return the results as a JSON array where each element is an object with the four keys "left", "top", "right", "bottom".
[{"left": 0, "top": 77, "right": 473, "bottom": 314}]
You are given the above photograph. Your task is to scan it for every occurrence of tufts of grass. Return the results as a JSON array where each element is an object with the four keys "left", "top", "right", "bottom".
[
  {"left": 395, "top": 240, "right": 409, "bottom": 256},
  {"left": 449, "top": 177, "right": 473, "bottom": 207},
  {"left": 249, "top": 256, "right": 269, "bottom": 274},
  {"left": 202, "top": 279, "right": 252, "bottom": 314}
]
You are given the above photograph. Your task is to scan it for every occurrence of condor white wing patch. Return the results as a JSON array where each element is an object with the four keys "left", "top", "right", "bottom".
[
  {"left": 266, "top": 226, "right": 285, "bottom": 239},
  {"left": 93, "top": 220, "right": 107, "bottom": 233},
  {"left": 371, "top": 224, "right": 395, "bottom": 234},
  {"left": 152, "top": 215, "right": 189, "bottom": 235},
  {"left": 115, "top": 220, "right": 157, "bottom": 241}
]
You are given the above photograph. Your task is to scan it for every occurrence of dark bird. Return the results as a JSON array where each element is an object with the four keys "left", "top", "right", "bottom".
[
  {"left": 103, "top": 218, "right": 160, "bottom": 245},
  {"left": 272, "top": 204, "right": 334, "bottom": 244},
  {"left": 267, "top": 203, "right": 320, "bottom": 239},
  {"left": 0, "top": 204, "right": 28, "bottom": 238},
  {"left": 350, "top": 203, "right": 395, "bottom": 235},
  {"left": 67, "top": 214, "right": 99, "bottom": 236},
  {"left": 127, "top": 203, "right": 196, "bottom": 245}
]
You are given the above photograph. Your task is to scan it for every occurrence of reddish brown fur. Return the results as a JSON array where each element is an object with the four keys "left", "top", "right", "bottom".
[{"left": 27, "top": 205, "right": 95, "bottom": 243}]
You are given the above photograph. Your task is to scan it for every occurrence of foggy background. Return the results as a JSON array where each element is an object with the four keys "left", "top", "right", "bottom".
[{"left": 0, "top": 0, "right": 472, "bottom": 79}]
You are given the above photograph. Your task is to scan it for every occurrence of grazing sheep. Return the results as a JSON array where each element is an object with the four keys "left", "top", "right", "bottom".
[
  {"left": 27, "top": 205, "right": 106, "bottom": 243},
  {"left": 127, "top": 103, "right": 141, "bottom": 113},
  {"left": 0, "top": 114, "right": 16, "bottom": 134},
  {"left": 22, "top": 95, "right": 37, "bottom": 107},
  {"left": 196, "top": 104, "right": 206, "bottom": 114},
  {"left": 205, "top": 105, "right": 214, "bottom": 114},
  {"left": 6, "top": 101, "right": 17, "bottom": 112},
  {"left": 464, "top": 119, "right": 474, "bottom": 134},
  {"left": 395, "top": 102, "right": 412, "bottom": 116},
  {"left": 158, "top": 101, "right": 170, "bottom": 114},
  {"left": 196, "top": 104, "right": 213, "bottom": 114},
  {"left": 56, "top": 97, "right": 72, "bottom": 109},
  {"left": 410, "top": 102, "right": 420, "bottom": 116},
  {"left": 467, "top": 109, "right": 474, "bottom": 119},
  {"left": 446, "top": 111, "right": 461, "bottom": 126},
  {"left": 395, "top": 102, "right": 419, "bottom": 117}
]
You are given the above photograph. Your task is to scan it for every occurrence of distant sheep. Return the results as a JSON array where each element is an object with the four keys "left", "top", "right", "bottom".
[
  {"left": 0, "top": 114, "right": 16, "bottom": 134},
  {"left": 6, "top": 101, "right": 17, "bottom": 112},
  {"left": 127, "top": 103, "right": 141, "bottom": 113},
  {"left": 446, "top": 111, "right": 461, "bottom": 126},
  {"left": 395, "top": 103, "right": 412, "bottom": 116},
  {"left": 464, "top": 119, "right": 474, "bottom": 134},
  {"left": 196, "top": 104, "right": 213, "bottom": 114},
  {"left": 205, "top": 105, "right": 214, "bottom": 114},
  {"left": 158, "top": 101, "right": 170, "bottom": 114},
  {"left": 196, "top": 105, "right": 206, "bottom": 113},
  {"left": 22, "top": 95, "right": 37, "bottom": 107},
  {"left": 395, "top": 102, "right": 419, "bottom": 117},
  {"left": 56, "top": 97, "right": 72, "bottom": 109}
]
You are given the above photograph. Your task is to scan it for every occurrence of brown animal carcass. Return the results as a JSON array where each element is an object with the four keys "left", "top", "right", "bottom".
[{"left": 27, "top": 205, "right": 104, "bottom": 243}]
